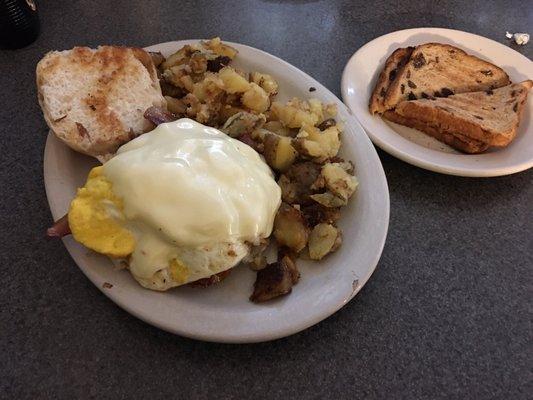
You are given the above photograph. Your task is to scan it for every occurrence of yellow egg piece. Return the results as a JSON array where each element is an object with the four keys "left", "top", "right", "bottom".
[
  {"left": 68, "top": 166, "right": 135, "bottom": 257},
  {"left": 168, "top": 258, "right": 189, "bottom": 284}
]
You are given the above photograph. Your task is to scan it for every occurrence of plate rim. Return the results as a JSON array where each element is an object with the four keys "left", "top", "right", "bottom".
[
  {"left": 341, "top": 27, "right": 533, "bottom": 177},
  {"left": 44, "top": 39, "right": 390, "bottom": 343}
]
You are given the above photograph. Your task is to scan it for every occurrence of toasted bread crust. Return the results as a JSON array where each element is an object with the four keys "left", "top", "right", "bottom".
[
  {"left": 369, "top": 47, "right": 414, "bottom": 114},
  {"left": 383, "top": 110, "right": 489, "bottom": 153},
  {"left": 37, "top": 46, "right": 166, "bottom": 158},
  {"left": 393, "top": 81, "right": 532, "bottom": 147},
  {"left": 383, "top": 43, "right": 510, "bottom": 111}
]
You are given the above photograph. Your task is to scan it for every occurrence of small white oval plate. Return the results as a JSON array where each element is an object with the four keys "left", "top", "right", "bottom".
[
  {"left": 44, "top": 41, "right": 389, "bottom": 343},
  {"left": 342, "top": 28, "right": 533, "bottom": 177}
]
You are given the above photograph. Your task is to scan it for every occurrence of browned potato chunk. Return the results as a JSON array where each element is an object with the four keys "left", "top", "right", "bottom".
[
  {"left": 161, "top": 44, "right": 197, "bottom": 70},
  {"left": 308, "top": 223, "right": 341, "bottom": 260},
  {"left": 247, "top": 254, "right": 267, "bottom": 271},
  {"left": 317, "top": 118, "right": 336, "bottom": 131},
  {"left": 250, "top": 72, "right": 279, "bottom": 95},
  {"left": 192, "top": 74, "right": 224, "bottom": 102},
  {"left": 292, "top": 137, "right": 324, "bottom": 159},
  {"left": 218, "top": 67, "right": 250, "bottom": 93},
  {"left": 310, "top": 192, "right": 346, "bottom": 207},
  {"left": 263, "top": 121, "right": 294, "bottom": 137},
  {"left": 149, "top": 52, "right": 165, "bottom": 68},
  {"left": 202, "top": 37, "right": 238, "bottom": 59},
  {"left": 295, "top": 124, "right": 341, "bottom": 161},
  {"left": 160, "top": 81, "right": 185, "bottom": 98},
  {"left": 277, "top": 162, "right": 322, "bottom": 205},
  {"left": 277, "top": 174, "right": 299, "bottom": 204},
  {"left": 242, "top": 83, "right": 270, "bottom": 113},
  {"left": 219, "top": 105, "right": 247, "bottom": 122},
  {"left": 164, "top": 96, "right": 187, "bottom": 115},
  {"left": 250, "top": 255, "right": 299, "bottom": 303},
  {"left": 273, "top": 203, "right": 309, "bottom": 252},
  {"left": 222, "top": 112, "right": 266, "bottom": 138},
  {"left": 301, "top": 204, "right": 341, "bottom": 226},
  {"left": 162, "top": 64, "right": 192, "bottom": 90},
  {"left": 263, "top": 134, "right": 297, "bottom": 172},
  {"left": 270, "top": 101, "right": 318, "bottom": 128},
  {"left": 243, "top": 238, "right": 270, "bottom": 271},
  {"left": 189, "top": 51, "right": 208, "bottom": 74},
  {"left": 321, "top": 163, "right": 358, "bottom": 201}
]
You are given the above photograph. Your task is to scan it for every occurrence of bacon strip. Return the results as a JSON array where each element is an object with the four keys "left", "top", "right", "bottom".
[
  {"left": 143, "top": 106, "right": 177, "bottom": 126},
  {"left": 46, "top": 214, "right": 71, "bottom": 238}
]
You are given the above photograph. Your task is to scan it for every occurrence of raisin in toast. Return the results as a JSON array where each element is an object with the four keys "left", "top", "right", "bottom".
[
  {"left": 384, "top": 80, "right": 532, "bottom": 152},
  {"left": 369, "top": 47, "right": 414, "bottom": 114},
  {"left": 382, "top": 43, "right": 510, "bottom": 111}
]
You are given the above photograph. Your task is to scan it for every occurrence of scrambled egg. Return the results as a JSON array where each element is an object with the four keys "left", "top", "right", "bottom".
[{"left": 68, "top": 166, "right": 135, "bottom": 257}]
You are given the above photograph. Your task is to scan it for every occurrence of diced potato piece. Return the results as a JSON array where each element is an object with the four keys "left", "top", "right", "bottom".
[
  {"left": 308, "top": 98, "right": 324, "bottom": 122},
  {"left": 317, "top": 118, "right": 336, "bottom": 131},
  {"left": 192, "top": 74, "right": 224, "bottom": 102},
  {"left": 321, "top": 163, "right": 358, "bottom": 201},
  {"left": 301, "top": 204, "right": 341, "bottom": 226},
  {"left": 308, "top": 224, "right": 341, "bottom": 260},
  {"left": 242, "top": 83, "right": 270, "bottom": 113},
  {"left": 218, "top": 67, "right": 250, "bottom": 93},
  {"left": 219, "top": 105, "right": 246, "bottom": 121},
  {"left": 160, "top": 81, "right": 184, "bottom": 98},
  {"left": 164, "top": 96, "right": 187, "bottom": 115},
  {"left": 264, "top": 121, "right": 294, "bottom": 137},
  {"left": 292, "top": 138, "right": 323, "bottom": 158},
  {"left": 323, "top": 103, "right": 338, "bottom": 119},
  {"left": 310, "top": 192, "right": 346, "bottom": 207},
  {"left": 162, "top": 64, "right": 190, "bottom": 89},
  {"left": 278, "top": 162, "right": 322, "bottom": 205},
  {"left": 295, "top": 124, "right": 341, "bottom": 160},
  {"left": 250, "top": 72, "right": 279, "bottom": 95},
  {"left": 161, "top": 44, "right": 197, "bottom": 70},
  {"left": 273, "top": 203, "right": 309, "bottom": 252},
  {"left": 271, "top": 102, "right": 318, "bottom": 128},
  {"left": 250, "top": 256, "right": 299, "bottom": 303},
  {"left": 203, "top": 37, "right": 238, "bottom": 59},
  {"left": 149, "top": 52, "right": 165, "bottom": 68},
  {"left": 278, "top": 174, "right": 298, "bottom": 204},
  {"left": 189, "top": 51, "right": 208, "bottom": 74},
  {"left": 180, "top": 75, "right": 195, "bottom": 93},
  {"left": 263, "top": 134, "right": 297, "bottom": 172},
  {"left": 247, "top": 254, "right": 267, "bottom": 271},
  {"left": 221, "top": 112, "right": 265, "bottom": 138}
]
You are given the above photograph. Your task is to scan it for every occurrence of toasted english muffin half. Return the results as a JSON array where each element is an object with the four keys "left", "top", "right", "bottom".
[{"left": 37, "top": 46, "right": 166, "bottom": 160}]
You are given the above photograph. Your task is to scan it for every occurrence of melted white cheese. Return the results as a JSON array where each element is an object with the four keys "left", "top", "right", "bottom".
[{"left": 103, "top": 118, "right": 281, "bottom": 281}]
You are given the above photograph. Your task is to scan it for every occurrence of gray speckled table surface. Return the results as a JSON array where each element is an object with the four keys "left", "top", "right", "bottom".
[{"left": 1, "top": 1, "right": 532, "bottom": 399}]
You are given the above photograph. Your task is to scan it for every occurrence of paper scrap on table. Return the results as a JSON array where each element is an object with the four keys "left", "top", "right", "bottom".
[{"left": 505, "top": 31, "right": 530, "bottom": 45}]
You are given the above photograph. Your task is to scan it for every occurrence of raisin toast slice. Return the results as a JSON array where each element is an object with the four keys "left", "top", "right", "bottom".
[
  {"left": 383, "top": 110, "right": 489, "bottom": 153},
  {"left": 382, "top": 43, "right": 510, "bottom": 111},
  {"left": 384, "top": 80, "right": 532, "bottom": 152},
  {"left": 369, "top": 47, "right": 414, "bottom": 114}
]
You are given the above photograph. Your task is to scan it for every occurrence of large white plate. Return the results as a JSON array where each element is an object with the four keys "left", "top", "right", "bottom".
[
  {"left": 342, "top": 28, "right": 533, "bottom": 177},
  {"left": 44, "top": 40, "right": 389, "bottom": 343}
]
